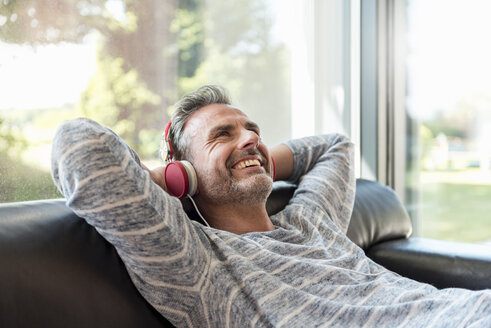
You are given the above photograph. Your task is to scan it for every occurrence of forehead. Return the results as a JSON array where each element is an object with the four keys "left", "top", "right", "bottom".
[{"left": 184, "top": 103, "right": 251, "bottom": 137}]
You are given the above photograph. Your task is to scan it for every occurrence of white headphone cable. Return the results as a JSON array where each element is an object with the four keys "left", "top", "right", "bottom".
[{"left": 186, "top": 194, "right": 210, "bottom": 227}]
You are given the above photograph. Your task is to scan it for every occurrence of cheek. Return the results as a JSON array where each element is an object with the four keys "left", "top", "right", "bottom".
[
  {"left": 194, "top": 159, "right": 229, "bottom": 189},
  {"left": 211, "top": 144, "right": 234, "bottom": 166},
  {"left": 192, "top": 151, "right": 226, "bottom": 177}
]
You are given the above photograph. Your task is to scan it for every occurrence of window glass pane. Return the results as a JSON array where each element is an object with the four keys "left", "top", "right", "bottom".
[
  {"left": 406, "top": 0, "right": 491, "bottom": 243},
  {"left": 0, "top": 0, "right": 352, "bottom": 203}
]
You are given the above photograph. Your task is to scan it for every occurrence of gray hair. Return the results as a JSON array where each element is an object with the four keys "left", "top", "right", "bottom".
[{"left": 168, "top": 85, "right": 231, "bottom": 160}]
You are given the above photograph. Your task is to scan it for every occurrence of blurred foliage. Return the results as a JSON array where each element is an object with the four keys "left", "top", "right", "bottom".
[
  {"left": 1, "top": 0, "right": 178, "bottom": 155},
  {"left": 419, "top": 123, "right": 434, "bottom": 161},
  {"left": 0, "top": 0, "right": 290, "bottom": 202},
  {"left": 0, "top": 116, "right": 27, "bottom": 157},
  {"left": 0, "top": 0, "right": 96, "bottom": 44},
  {"left": 423, "top": 120, "right": 466, "bottom": 139},
  {"left": 171, "top": 6, "right": 204, "bottom": 79},
  {"left": 79, "top": 53, "right": 161, "bottom": 157},
  {"left": 423, "top": 92, "right": 491, "bottom": 140},
  {"left": 173, "top": 0, "right": 291, "bottom": 145}
]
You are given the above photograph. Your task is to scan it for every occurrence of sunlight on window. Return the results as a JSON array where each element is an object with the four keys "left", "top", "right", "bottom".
[
  {"left": 0, "top": 0, "right": 352, "bottom": 204},
  {"left": 0, "top": 0, "right": 299, "bottom": 203},
  {"left": 406, "top": 0, "right": 491, "bottom": 243},
  {"left": 0, "top": 40, "right": 97, "bottom": 110}
]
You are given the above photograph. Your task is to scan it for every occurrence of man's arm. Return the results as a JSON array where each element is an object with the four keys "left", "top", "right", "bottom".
[
  {"left": 281, "top": 134, "right": 355, "bottom": 234},
  {"left": 51, "top": 118, "right": 209, "bottom": 288},
  {"left": 270, "top": 144, "right": 294, "bottom": 181},
  {"left": 141, "top": 163, "right": 167, "bottom": 191}
]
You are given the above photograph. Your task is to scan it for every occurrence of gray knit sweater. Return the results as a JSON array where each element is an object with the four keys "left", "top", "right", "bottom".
[{"left": 51, "top": 118, "right": 490, "bottom": 328}]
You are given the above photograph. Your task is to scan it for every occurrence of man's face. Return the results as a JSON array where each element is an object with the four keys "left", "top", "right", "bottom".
[{"left": 183, "top": 104, "right": 273, "bottom": 205}]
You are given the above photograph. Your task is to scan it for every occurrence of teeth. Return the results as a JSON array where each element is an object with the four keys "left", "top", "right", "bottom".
[{"left": 235, "top": 159, "right": 261, "bottom": 169}]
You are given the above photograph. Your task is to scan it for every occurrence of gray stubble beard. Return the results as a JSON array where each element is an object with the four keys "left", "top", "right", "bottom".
[{"left": 203, "top": 168, "right": 273, "bottom": 206}]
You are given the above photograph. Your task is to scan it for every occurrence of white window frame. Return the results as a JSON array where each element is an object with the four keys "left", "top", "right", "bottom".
[{"left": 290, "top": 0, "right": 361, "bottom": 177}]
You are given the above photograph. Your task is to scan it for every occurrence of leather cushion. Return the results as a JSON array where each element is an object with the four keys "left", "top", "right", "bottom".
[
  {"left": 0, "top": 200, "right": 172, "bottom": 328},
  {"left": 347, "top": 179, "right": 412, "bottom": 250}
]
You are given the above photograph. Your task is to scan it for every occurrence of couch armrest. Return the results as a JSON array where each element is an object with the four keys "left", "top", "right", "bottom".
[{"left": 367, "top": 237, "right": 491, "bottom": 290}]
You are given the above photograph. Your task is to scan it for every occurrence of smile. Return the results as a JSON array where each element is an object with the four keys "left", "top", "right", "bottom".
[{"left": 233, "top": 158, "right": 262, "bottom": 169}]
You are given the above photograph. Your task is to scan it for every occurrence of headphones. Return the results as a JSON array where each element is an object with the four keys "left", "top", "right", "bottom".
[
  {"left": 161, "top": 121, "right": 276, "bottom": 199},
  {"left": 161, "top": 121, "right": 198, "bottom": 198}
]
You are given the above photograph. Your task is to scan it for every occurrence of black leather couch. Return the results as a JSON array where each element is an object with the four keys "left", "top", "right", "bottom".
[{"left": 1, "top": 179, "right": 490, "bottom": 328}]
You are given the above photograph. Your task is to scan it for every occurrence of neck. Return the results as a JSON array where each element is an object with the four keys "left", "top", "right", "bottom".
[{"left": 196, "top": 199, "right": 274, "bottom": 234}]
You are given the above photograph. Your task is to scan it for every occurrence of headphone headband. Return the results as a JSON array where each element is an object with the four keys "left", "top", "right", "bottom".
[
  {"left": 161, "top": 121, "right": 174, "bottom": 163},
  {"left": 271, "top": 156, "right": 276, "bottom": 181}
]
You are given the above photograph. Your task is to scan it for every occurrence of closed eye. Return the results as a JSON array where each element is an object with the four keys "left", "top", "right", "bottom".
[
  {"left": 215, "top": 130, "right": 230, "bottom": 138},
  {"left": 249, "top": 128, "right": 260, "bottom": 136},
  {"left": 245, "top": 122, "right": 260, "bottom": 136}
]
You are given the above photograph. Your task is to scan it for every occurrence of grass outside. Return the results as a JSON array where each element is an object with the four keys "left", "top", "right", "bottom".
[{"left": 419, "top": 169, "right": 491, "bottom": 243}]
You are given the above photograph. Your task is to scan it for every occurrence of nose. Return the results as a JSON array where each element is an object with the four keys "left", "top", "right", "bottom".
[{"left": 237, "top": 128, "right": 260, "bottom": 150}]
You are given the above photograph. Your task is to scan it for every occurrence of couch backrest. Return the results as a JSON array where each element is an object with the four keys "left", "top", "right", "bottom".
[
  {"left": 266, "top": 179, "right": 412, "bottom": 249},
  {"left": 348, "top": 179, "right": 412, "bottom": 249},
  {"left": 0, "top": 179, "right": 411, "bottom": 328}
]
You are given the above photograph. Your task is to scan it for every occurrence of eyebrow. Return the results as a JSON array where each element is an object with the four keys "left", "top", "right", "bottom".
[{"left": 208, "top": 121, "right": 260, "bottom": 138}]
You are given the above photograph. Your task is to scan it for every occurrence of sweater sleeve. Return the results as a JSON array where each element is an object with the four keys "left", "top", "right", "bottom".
[
  {"left": 50, "top": 118, "right": 209, "bottom": 295},
  {"left": 283, "top": 134, "right": 355, "bottom": 234}
]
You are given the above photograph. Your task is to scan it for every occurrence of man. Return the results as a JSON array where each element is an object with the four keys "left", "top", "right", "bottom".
[{"left": 52, "top": 85, "right": 490, "bottom": 327}]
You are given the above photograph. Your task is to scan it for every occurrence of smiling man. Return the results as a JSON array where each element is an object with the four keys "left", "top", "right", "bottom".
[
  {"left": 167, "top": 102, "right": 282, "bottom": 233},
  {"left": 181, "top": 104, "right": 274, "bottom": 231},
  {"left": 51, "top": 85, "right": 490, "bottom": 327}
]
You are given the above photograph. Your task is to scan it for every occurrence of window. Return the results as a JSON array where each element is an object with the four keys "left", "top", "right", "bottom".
[
  {"left": 359, "top": 0, "right": 490, "bottom": 244},
  {"left": 0, "top": 0, "right": 356, "bottom": 203},
  {"left": 405, "top": 0, "right": 491, "bottom": 243}
]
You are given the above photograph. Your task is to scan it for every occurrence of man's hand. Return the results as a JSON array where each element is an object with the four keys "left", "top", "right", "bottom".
[
  {"left": 270, "top": 144, "right": 294, "bottom": 181},
  {"left": 141, "top": 163, "right": 167, "bottom": 191}
]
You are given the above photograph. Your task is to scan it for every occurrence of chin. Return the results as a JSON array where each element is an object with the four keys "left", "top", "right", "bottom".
[
  {"left": 202, "top": 173, "right": 273, "bottom": 205},
  {"left": 235, "top": 174, "right": 273, "bottom": 205}
]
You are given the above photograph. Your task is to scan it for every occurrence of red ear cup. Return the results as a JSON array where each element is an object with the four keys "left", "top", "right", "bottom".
[
  {"left": 164, "top": 160, "right": 198, "bottom": 198},
  {"left": 161, "top": 121, "right": 198, "bottom": 198}
]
